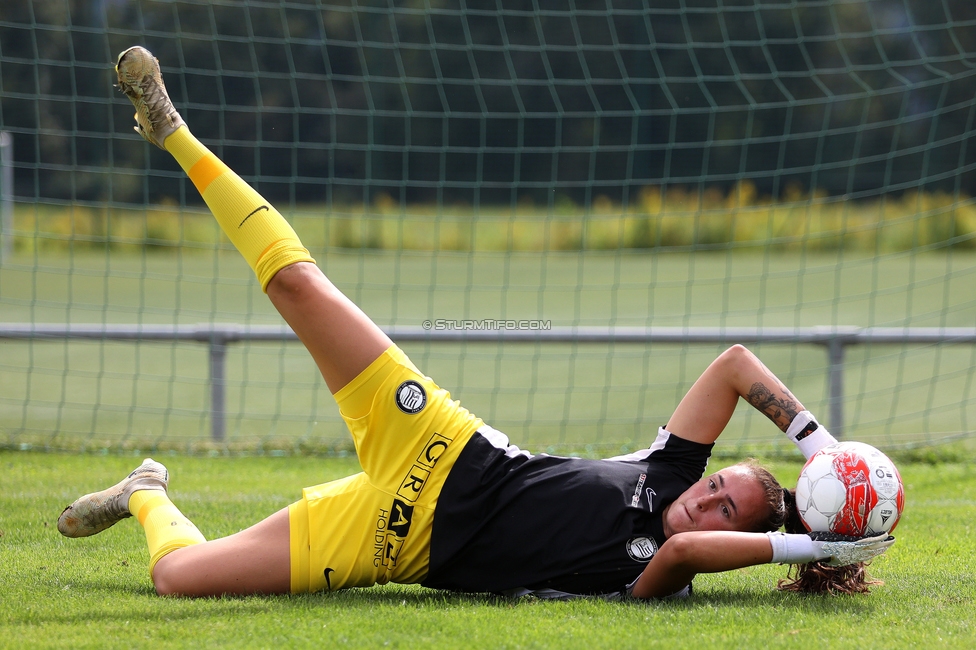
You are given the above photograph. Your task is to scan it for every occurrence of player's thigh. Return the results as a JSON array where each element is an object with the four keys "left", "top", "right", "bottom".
[
  {"left": 152, "top": 507, "right": 291, "bottom": 597},
  {"left": 266, "top": 262, "right": 392, "bottom": 394}
]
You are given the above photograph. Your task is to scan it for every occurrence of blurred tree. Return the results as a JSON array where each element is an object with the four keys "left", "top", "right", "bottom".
[{"left": 0, "top": 0, "right": 973, "bottom": 206}]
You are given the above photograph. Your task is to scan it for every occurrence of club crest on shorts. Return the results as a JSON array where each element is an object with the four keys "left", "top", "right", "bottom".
[
  {"left": 395, "top": 380, "right": 427, "bottom": 414},
  {"left": 626, "top": 536, "right": 658, "bottom": 562}
]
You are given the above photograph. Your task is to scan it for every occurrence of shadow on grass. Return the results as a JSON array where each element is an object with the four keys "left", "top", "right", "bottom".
[
  {"left": 6, "top": 575, "right": 883, "bottom": 629},
  {"left": 284, "top": 583, "right": 882, "bottom": 614},
  {"left": 666, "top": 586, "right": 881, "bottom": 615}
]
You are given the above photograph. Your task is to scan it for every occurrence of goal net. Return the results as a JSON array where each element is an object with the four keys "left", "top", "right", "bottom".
[{"left": 1, "top": 0, "right": 974, "bottom": 455}]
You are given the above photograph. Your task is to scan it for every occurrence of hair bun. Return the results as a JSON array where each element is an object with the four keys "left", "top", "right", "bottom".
[
  {"left": 782, "top": 487, "right": 806, "bottom": 534},
  {"left": 782, "top": 487, "right": 795, "bottom": 509}
]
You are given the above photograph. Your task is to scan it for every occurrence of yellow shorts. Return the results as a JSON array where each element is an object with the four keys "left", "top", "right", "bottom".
[{"left": 288, "top": 345, "right": 483, "bottom": 593}]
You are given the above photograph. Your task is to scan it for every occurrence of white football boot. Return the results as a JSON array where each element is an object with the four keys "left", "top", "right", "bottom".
[
  {"left": 57, "top": 458, "right": 169, "bottom": 537},
  {"left": 115, "top": 46, "right": 185, "bottom": 148}
]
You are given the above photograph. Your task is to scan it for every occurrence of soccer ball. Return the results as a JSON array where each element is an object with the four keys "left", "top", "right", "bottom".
[{"left": 795, "top": 442, "right": 904, "bottom": 536}]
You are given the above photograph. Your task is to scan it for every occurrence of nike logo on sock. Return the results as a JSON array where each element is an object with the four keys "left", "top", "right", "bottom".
[{"left": 239, "top": 205, "right": 269, "bottom": 228}]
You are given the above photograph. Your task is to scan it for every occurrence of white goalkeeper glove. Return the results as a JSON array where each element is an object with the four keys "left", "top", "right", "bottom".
[
  {"left": 766, "top": 531, "right": 895, "bottom": 567},
  {"left": 785, "top": 411, "right": 838, "bottom": 459}
]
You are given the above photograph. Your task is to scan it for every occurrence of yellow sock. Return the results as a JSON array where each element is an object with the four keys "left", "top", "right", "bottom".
[
  {"left": 128, "top": 489, "right": 207, "bottom": 577},
  {"left": 163, "top": 126, "right": 315, "bottom": 291}
]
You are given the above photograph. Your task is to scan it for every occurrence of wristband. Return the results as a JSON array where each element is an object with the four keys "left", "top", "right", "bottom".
[
  {"left": 766, "top": 531, "right": 817, "bottom": 564},
  {"left": 785, "top": 411, "right": 838, "bottom": 459}
]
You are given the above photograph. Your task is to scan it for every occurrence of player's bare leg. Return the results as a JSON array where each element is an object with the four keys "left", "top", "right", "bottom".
[
  {"left": 116, "top": 45, "right": 390, "bottom": 394},
  {"left": 151, "top": 509, "right": 291, "bottom": 596},
  {"left": 58, "top": 456, "right": 290, "bottom": 596},
  {"left": 265, "top": 263, "right": 392, "bottom": 393}
]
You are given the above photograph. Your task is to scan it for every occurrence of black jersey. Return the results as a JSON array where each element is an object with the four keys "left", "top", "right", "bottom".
[{"left": 424, "top": 425, "right": 713, "bottom": 597}]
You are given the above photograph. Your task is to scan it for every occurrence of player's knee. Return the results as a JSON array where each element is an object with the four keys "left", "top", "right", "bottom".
[
  {"left": 266, "top": 262, "right": 339, "bottom": 307},
  {"left": 151, "top": 568, "right": 178, "bottom": 596},
  {"left": 151, "top": 554, "right": 192, "bottom": 596},
  {"left": 266, "top": 261, "right": 320, "bottom": 296}
]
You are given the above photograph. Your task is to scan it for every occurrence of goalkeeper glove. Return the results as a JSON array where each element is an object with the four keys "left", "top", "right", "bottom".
[{"left": 766, "top": 531, "right": 895, "bottom": 567}]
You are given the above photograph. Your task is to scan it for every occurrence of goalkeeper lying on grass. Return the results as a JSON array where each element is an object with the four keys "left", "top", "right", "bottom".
[{"left": 58, "top": 47, "right": 894, "bottom": 600}]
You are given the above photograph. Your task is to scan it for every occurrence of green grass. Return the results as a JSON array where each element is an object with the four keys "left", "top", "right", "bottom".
[{"left": 1, "top": 452, "right": 973, "bottom": 648}]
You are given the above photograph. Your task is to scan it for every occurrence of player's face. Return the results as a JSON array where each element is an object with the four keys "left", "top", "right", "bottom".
[{"left": 662, "top": 466, "right": 768, "bottom": 537}]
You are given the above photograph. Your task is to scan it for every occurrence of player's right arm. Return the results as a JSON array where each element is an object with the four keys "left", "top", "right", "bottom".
[
  {"left": 630, "top": 531, "right": 773, "bottom": 599},
  {"left": 630, "top": 530, "right": 895, "bottom": 599},
  {"left": 665, "top": 345, "right": 836, "bottom": 457}
]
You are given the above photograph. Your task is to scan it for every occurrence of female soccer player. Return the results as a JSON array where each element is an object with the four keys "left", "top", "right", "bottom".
[{"left": 57, "top": 47, "right": 893, "bottom": 600}]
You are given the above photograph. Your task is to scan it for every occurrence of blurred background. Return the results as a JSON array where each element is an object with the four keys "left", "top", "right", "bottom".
[{"left": 1, "top": 0, "right": 974, "bottom": 455}]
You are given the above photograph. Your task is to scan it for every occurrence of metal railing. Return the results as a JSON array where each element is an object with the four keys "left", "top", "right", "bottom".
[{"left": 2, "top": 323, "right": 974, "bottom": 442}]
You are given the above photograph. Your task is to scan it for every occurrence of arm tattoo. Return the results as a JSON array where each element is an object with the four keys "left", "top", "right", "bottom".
[{"left": 747, "top": 382, "right": 800, "bottom": 431}]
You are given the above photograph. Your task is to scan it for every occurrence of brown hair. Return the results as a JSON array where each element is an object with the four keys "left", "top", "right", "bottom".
[
  {"left": 777, "top": 561, "right": 881, "bottom": 594},
  {"left": 737, "top": 461, "right": 880, "bottom": 594},
  {"left": 734, "top": 461, "right": 788, "bottom": 532}
]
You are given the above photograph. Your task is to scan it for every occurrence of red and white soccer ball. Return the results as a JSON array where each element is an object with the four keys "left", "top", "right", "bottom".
[{"left": 795, "top": 441, "right": 905, "bottom": 536}]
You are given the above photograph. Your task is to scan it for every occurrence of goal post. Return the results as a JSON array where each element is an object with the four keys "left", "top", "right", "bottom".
[{"left": 0, "top": 131, "right": 12, "bottom": 262}]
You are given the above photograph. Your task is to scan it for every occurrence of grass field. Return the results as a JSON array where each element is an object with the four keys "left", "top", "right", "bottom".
[
  {"left": 2, "top": 215, "right": 975, "bottom": 647},
  {"left": 1, "top": 452, "right": 973, "bottom": 649},
  {"left": 2, "top": 248, "right": 975, "bottom": 453}
]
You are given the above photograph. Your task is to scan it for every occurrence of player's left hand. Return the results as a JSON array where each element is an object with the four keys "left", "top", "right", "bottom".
[
  {"left": 767, "top": 531, "right": 895, "bottom": 566},
  {"left": 808, "top": 531, "right": 895, "bottom": 567}
]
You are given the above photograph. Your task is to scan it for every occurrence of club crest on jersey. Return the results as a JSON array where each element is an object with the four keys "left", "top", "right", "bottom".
[
  {"left": 626, "top": 536, "right": 658, "bottom": 562},
  {"left": 395, "top": 380, "right": 427, "bottom": 414}
]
